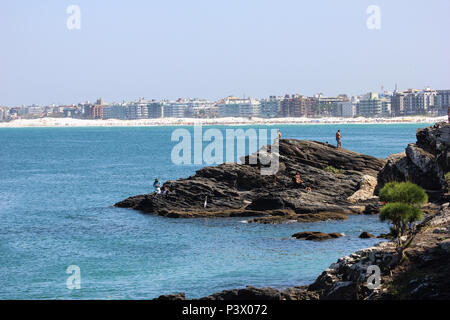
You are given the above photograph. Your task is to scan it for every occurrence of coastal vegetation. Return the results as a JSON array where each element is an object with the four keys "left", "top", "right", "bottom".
[
  {"left": 379, "top": 181, "right": 427, "bottom": 248},
  {"left": 323, "top": 165, "right": 345, "bottom": 174}
]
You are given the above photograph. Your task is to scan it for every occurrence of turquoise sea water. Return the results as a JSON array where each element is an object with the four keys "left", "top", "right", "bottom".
[{"left": 0, "top": 123, "right": 432, "bottom": 299}]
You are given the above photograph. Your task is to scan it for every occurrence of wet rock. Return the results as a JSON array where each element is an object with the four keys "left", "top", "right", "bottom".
[
  {"left": 154, "top": 292, "right": 186, "bottom": 300},
  {"left": 292, "top": 231, "right": 343, "bottom": 241},
  {"left": 363, "top": 202, "right": 381, "bottom": 215},
  {"left": 359, "top": 232, "right": 375, "bottom": 239}
]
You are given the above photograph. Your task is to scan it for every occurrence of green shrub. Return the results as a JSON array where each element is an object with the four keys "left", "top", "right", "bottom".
[
  {"left": 378, "top": 182, "right": 427, "bottom": 246},
  {"left": 324, "top": 166, "right": 344, "bottom": 174},
  {"left": 379, "top": 181, "right": 428, "bottom": 205},
  {"left": 379, "top": 202, "right": 423, "bottom": 236}
]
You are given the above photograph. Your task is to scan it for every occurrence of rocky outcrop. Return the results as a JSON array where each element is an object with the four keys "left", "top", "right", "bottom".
[
  {"left": 347, "top": 175, "right": 378, "bottom": 203},
  {"left": 359, "top": 232, "right": 375, "bottom": 239},
  {"left": 302, "top": 203, "right": 450, "bottom": 300},
  {"left": 307, "top": 241, "right": 398, "bottom": 299},
  {"left": 292, "top": 231, "right": 343, "bottom": 241},
  {"left": 373, "top": 204, "right": 450, "bottom": 299},
  {"left": 200, "top": 286, "right": 319, "bottom": 301},
  {"left": 115, "top": 139, "right": 385, "bottom": 223},
  {"left": 153, "top": 292, "right": 186, "bottom": 300},
  {"left": 377, "top": 122, "right": 450, "bottom": 201}
]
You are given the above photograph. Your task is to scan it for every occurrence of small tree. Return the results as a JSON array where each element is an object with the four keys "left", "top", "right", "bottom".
[
  {"left": 379, "top": 182, "right": 427, "bottom": 247},
  {"left": 379, "top": 181, "right": 428, "bottom": 205}
]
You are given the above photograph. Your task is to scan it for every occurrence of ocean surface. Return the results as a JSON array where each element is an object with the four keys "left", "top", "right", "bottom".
[{"left": 0, "top": 123, "right": 432, "bottom": 299}]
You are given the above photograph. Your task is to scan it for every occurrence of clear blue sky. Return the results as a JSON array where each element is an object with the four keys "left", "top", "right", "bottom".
[{"left": 1, "top": 0, "right": 449, "bottom": 106}]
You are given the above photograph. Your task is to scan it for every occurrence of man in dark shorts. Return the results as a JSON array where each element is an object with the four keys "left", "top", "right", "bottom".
[{"left": 336, "top": 130, "right": 342, "bottom": 149}]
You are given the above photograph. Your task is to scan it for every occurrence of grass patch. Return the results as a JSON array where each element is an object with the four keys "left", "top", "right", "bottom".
[{"left": 324, "top": 166, "right": 345, "bottom": 174}]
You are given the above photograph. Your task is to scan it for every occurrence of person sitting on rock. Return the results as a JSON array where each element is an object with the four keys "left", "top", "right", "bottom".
[
  {"left": 161, "top": 186, "right": 170, "bottom": 195},
  {"left": 153, "top": 178, "right": 161, "bottom": 194},
  {"left": 292, "top": 173, "right": 312, "bottom": 192}
]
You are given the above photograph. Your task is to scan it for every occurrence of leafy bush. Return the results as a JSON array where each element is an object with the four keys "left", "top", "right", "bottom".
[
  {"left": 379, "top": 181, "right": 428, "bottom": 205},
  {"left": 378, "top": 182, "right": 427, "bottom": 246},
  {"left": 379, "top": 202, "right": 423, "bottom": 236},
  {"left": 324, "top": 166, "right": 344, "bottom": 174}
]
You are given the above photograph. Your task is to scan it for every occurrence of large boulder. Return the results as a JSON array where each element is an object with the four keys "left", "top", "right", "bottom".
[
  {"left": 115, "top": 139, "right": 385, "bottom": 222},
  {"left": 377, "top": 122, "right": 450, "bottom": 201},
  {"left": 359, "top": 232, "right": 375, "bottom": 239},
  {"left": 292, "top": 231, "right": 343, "bottom": 241},
  {"left": 347, "top": 175, "right": 378, "bottom": 203}
]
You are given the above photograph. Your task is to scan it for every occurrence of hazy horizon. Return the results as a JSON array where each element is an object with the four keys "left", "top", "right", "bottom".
[{"left": 1, "top": 0, "right": 449, "bottom": 106}]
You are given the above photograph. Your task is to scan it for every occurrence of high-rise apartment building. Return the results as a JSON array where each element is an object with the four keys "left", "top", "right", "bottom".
[
  {"left": 126, "top": 98, "right": 149, "bottom": 120},
  {"left": 340, "top": 102, "right": 356, "bottom": 118},
  {"left": 103, "top": 105, "right": 127, "bottom": 120},
  {"left": 435, "top": 90, "right": 450, "bottom": 116},
  {"left": 280, "top": 94, "right": 312, "bottom": 117},
  {"left": 391, "top": 88, "right": 437, "bottom": 116},
  {"left": 148, "top": 102, "right": 163, "bottom": 118},
  {"left": 359, "top": 92, "right": 391, "bottom": 117},
  {"left": 259, "top": 96, "right": 281, "bottom": 118},
  {"left": 217, "top": 97, "right": 260, "bottom": 118},
  {"left": 0, "top": 107, "right": 7, "bottom": 121}
]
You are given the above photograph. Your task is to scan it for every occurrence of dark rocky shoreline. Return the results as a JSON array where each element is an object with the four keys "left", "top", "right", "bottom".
[
  {"left": 116, "top": 122, "right": 449, "bottom": 300},
  {"left": 155, "top": 202, "right": 450, "bottom": 301},
  {"left": 115, "top": 139, "right": 386, "bottom": 222}
]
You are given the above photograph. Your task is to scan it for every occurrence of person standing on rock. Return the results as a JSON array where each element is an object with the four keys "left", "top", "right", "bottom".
[
  {"left": 153, "top": 178, "right": 161, "bottom": 194},
  {"left": 336, "top": 130, "right": 342, "bottom": 149},
  {"left": 277, "top": 129, "right": 282, "bottom": 140}
]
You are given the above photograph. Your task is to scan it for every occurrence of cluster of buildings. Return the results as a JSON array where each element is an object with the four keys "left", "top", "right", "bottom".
[{"left": 1, "top": 87, "right": 449, "bottom": 122}]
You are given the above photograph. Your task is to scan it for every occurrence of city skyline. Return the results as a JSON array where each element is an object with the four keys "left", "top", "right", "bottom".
[
  {"left": 0, "top": 84, "right": 446, "bottom": 108},
  {"left": 1, "top": 0, "right": 450, "bottom": 106},
  {"left": 2, "top": 86, "right": 449, "bottom": 121}
]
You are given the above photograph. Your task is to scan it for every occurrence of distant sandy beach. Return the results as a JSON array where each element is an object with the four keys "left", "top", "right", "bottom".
[{"left": 0, "top": 116, "right": 446, "bottom": 128}]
